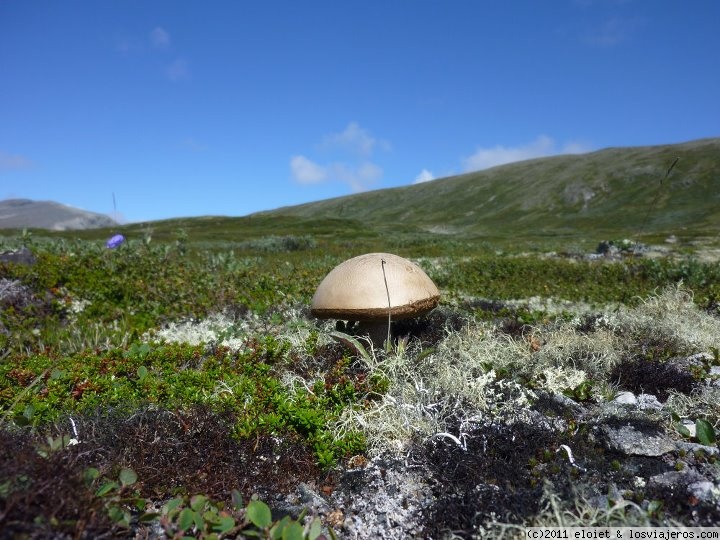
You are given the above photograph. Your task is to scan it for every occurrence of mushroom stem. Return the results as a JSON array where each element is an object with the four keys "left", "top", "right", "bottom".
[{"left": 356, "top": 321, "right": 392, "bottom": 350}]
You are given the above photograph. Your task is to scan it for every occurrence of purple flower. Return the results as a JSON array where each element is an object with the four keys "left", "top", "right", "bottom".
[{"left": 106, "top": 234, "right": 125, "bottom": 249}]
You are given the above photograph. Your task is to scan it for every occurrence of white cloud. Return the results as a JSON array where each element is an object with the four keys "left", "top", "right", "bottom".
[
  {"left": 115, "top": 35, "right": 142, "bottom": 55},
  {"left": 413, "top": 169, "right": 435, "bottom": 184},
  {"left": 333, "top": 161, "right": 383, "bottom": 192},
  {"left": 150, "top": 27, "right": 171, "bottom": 49},
  {"left": 116, "top": 28, "right": 188, "bottom": 83},
  {"left": 0, "top": 151, "right": 33, "bottom": 171},
  {"left": 290, "top": 156, "right": 382, "bottom": 192},
  {"left": 462, "top": 135, "right": 590, "bottom": 172},
  {"left": 291, "top": 122, "right": 389, "bottom": 192},
  {"left": 165, "top": 58, "right": 189, "bottom": 81},
  {"left": 290, "top": 155, "right": 327, "bottom": 184},
  {"left": 321, "top": 122, "right": 389, "bottom": 156},
  {"left": 561, "top": 141, "right": 592, "bottom": 155}
]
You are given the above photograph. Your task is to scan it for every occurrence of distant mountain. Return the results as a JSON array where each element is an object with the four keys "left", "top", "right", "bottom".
[
  {"left": 258, "top": 137, "right": 720, "bottom": 239},
  {"left": 0, "top": 199, "right": 117, "bottom": 231}
]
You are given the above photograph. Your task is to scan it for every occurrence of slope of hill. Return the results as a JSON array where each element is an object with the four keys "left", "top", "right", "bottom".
[
  {"left": 7, "top": 138, "right": 716, "bottom": 249},
  {"left": 260, "top": 138, "right": 720, "bottom": 240},
  {"left": 0, "top": 199, "right": 117, "bottom": 230}
]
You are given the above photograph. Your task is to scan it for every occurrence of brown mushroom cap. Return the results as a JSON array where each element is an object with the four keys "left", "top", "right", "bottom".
[{"left": 311, "top": 252, "right": 440, "bottom": 321}]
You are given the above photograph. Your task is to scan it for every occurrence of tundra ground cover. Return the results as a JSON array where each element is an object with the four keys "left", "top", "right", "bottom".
[{"left": 1, "top": 232, "right": 719, "bottom": 538}]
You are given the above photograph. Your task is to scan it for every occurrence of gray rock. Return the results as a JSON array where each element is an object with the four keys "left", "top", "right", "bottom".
[
  {"left": 271, "top": 482, "right": 331, "bottom": 526},
  {"left": 648, "top": 470, "right": 704, "bottom": 489},
  {"left": 613, "top": 391, "right": 637, "bottom": 405},
  {"left": 636, "top": 394, "right": 663, "bottom": 410},
  {"left": 585, "top": 483, "right": 626, "bottom": 509},
  {"left": 329, "top": 457, "right": 434, "bottom": 539},
  {"left": 0, "top": 278, "right": 36, "bottom": 309},
  {"left": 687, "top": 480, "right": 718, "bottom": 503},
  {"left": 611, "top": 392, "right": 662, "bottom": 410},
  {"left": 597, "top": 422, "right": 676, "bottom": 456},
  {"left": 675, "top": 441, "right": 720, "bottom": 456},
  {"left": 647, "top": 470, "right": 717, "bottom": 502},
  {"left": 0, "top": 247, "right": 36, "bottom": 265},
  {"left": 596, "top": 239, "right": 647, "bottom": 257},
  {"left": 686, "top": 352, "right": 714, "bottom": 363},
  {"left": 297, "top": 482, "right": 330, "bottom": 511},
  {"left": 674, "top": 352, "right": 713, "bottom": 373},
  {"left": 597, "top": 240, "right": 621, "bottom": 257},
  {"left": 550, "top": 392, "right": 587, "bottom": 416}
]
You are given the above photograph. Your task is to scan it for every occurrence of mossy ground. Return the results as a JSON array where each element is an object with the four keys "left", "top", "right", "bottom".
[{"left": 1, "top": 231, "right": 719, "bottom": 537}]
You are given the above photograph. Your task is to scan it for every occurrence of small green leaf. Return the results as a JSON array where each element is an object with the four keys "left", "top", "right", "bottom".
[
  {"left": 23, "top": 404, "right": 35, "bottom": 420},
  {"left": 193, "top": 510, "right": 205, "bottom": 529},
  {"left": 216, "top": 515, "right": 235, "bottom": 533},
  {"left": 270, "top": 516, "right": 291, "bottom": 539},
  {"left": 190, "top": 494, "right": 207, "bottom": 512},
  {"left": 416, "top": 347, "right": 437, "bottom": 361},
  {"left": 137, "top": 365, "right": 148, "bottom": 381},
  {"left": 231, "top": 489, "right": 243, "bottom": 510},
  {"left": 203, "top": 509, "right": 220, "bottom": 523},
  {"left": 308, "top": 518, "right": 323, "bottom": 540},
  {"left": 107, "top": 505, "right": 127, "bottom": 524},
  {"left": 0, "top": 480, "right": 11, "bottom": 498},
  {"left": 138, "top": 512, "right": 160, "bottom": 523},
  {"left": 329, "top": 331, "right": 372, "bottom": 363},
  {"left": 246, "top": 499, "right": 272, "bottom": 529},
  {"left": 676, "top": 422, "right": 692, "bottom": 438},
  {"left": 119, "top": 468, "right": 137, "bottom": 486},
  {"left": 178, "top": 508, "right": 195, "bottom": 532},
  {"left": 575, "top": 380, "right": 593, "bottom": 401},
  {"left": 162, "top": 497, "right": 184, "bottom": 515},
  {"left": 83, "top": 467, "right": 100, "bottom": 486},
  {"left": 96, "top": 481, "right": 119, "bottom": 497},
  {"left": 696, "top": 418, "right": 717, "bottom": 446},
  {"left": 50, "top": 368, "right": 65, "bottom": 380},
  {"left": 48, "top": 435, "right": 62, "bottom": 451},
  {"left": 282, "top": 522, "right": 304, "bottom": 540}
]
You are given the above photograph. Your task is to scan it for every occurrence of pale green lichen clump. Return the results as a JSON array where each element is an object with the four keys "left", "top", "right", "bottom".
[
  {"left": 334, "top": 284, "right": 720, "bottom": 457},
  {"left": 613, "top": 284, "right": 720, "bottom": 352},
  {"left": 333, "top": 324, "right": 538, "bottom": 456}
]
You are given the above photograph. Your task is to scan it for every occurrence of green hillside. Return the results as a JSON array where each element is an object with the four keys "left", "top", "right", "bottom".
[
  {"left": 4, "top": 138, "right": 717, "bottom": 254},
  {"left": 261, "top": 137, "right": 720, "bottom": 242}
]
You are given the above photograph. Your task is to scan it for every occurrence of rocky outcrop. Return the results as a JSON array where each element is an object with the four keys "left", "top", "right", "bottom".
[
  {"left": 0, "top": 198, "right": 117, "bottom": 230},
  {"left": 0, "top": 247, "right": 36, "bottom": 265},
  {"left": 271, "top": 385, "right": 720, "bottom": 537}
]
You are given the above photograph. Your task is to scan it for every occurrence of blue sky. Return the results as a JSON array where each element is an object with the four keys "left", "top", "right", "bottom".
[{"left": 1, "top": 1, "right": 718, "bottom": 223}]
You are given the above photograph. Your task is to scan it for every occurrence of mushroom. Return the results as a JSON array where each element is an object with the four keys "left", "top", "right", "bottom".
[{"left": 311, "top": 252, "right": 440, "bottom": 347}]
